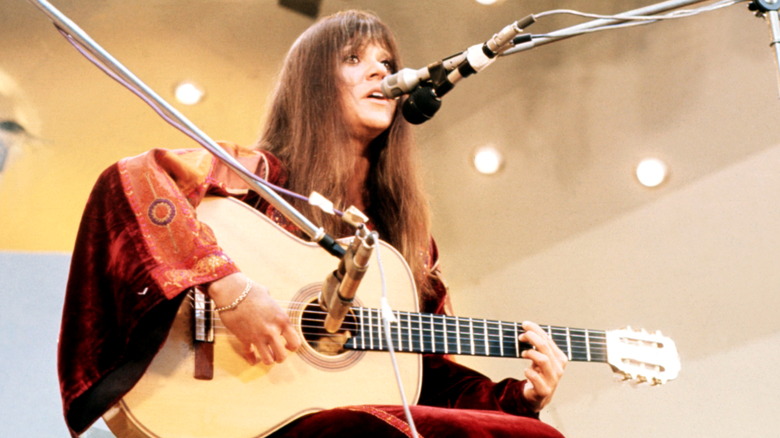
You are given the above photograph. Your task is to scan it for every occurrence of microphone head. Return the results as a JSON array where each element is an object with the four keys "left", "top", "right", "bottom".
[
  {"left": 402, "top": 85, "right": 441, "bottom": 125},
  {"left": 381, "top": 68, "right": 426, "bottom": 99}
]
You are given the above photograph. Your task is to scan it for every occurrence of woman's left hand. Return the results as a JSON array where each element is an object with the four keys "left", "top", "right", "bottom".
[{"left": 519, "top": 320, "right": 569, "bottom": 412}]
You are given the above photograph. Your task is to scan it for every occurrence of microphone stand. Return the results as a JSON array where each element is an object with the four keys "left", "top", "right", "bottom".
[
  {"left": 28, "top": 0, "right": 392, "bottom": 338},
  {"left": 26, "top": 0, "right": 346, "bottom": 258},
  {"left": 499, "top": 0, "right": 780, "bottom": 93}
]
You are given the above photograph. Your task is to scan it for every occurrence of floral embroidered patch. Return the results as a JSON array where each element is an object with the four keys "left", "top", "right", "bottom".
[{"left": 147, "top": 198, "right": 177, "bottom": 226}]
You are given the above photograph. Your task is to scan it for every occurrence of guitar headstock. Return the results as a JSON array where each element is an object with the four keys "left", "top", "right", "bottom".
[{"left": 605, "top": 327, "right": 680, "bottom": 385}]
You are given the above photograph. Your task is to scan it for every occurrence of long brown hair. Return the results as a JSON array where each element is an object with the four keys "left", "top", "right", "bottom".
[{"left": 257, "top": 10, "right": 434, "bottom": 298}]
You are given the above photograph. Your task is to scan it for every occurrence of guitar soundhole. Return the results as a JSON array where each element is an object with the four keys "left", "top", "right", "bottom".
[
  {"left": 301, "top": 301, "right": 359, "bottom": 357},
  {"left": 289, "top": 284, "right": 365, "bottom": 371}
]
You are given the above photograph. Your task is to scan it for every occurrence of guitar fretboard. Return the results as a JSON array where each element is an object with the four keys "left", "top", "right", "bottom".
[{"left": 344, "top": 307, "right": 608, "bottom": 363}]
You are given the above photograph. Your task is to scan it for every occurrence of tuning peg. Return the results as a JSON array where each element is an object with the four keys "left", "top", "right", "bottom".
[{"left": 635, "top": 375, "right": 648, "bottom": 384}]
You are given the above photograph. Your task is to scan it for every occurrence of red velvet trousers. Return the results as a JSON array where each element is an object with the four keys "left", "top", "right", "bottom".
[{"left": 273, "top": 405, "right": 564, "bottom": 438}]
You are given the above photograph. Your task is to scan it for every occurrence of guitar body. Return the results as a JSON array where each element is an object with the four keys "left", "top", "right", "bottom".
[{"left": 104, "top": 197, "right": 422, "bottom": 438}]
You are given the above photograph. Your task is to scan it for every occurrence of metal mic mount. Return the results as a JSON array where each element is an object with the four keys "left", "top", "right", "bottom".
[
  {"left": 320, "top": 222, "right": 378, "bottom": 333},
  {"left": 749, "top": 0, "right": 780, "bottom": 96},
  {"left": 400, "top": 16, "right": 536, "bottom": 124}
]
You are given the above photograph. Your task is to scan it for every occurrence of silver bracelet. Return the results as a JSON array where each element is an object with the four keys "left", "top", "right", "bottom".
[{"left": 214, "top": 278, "right": 253, "bottom": 312}]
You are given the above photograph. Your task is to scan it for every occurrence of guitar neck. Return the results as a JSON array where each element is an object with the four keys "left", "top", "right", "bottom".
[{"left": 344, "top": 307, "right": 608, "bottom": 363}]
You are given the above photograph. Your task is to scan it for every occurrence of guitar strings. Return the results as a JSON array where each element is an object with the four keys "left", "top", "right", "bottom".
[
  {"left": 199, "top": 323, "right": 610, "bottom": 359},
  {"left": 185, "top": 297, "right": 610, "bottom": 357},
  {"left": 188, "top": 297, "right": 610, "bottom": 338},
  {"left": 187, "top": 297, "right": 610, "bottom": 345},
  {"left": 186, "top": 298, "right": 611, "bottom": 349}
]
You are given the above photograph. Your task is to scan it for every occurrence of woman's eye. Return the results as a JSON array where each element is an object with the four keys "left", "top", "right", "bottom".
[
  {"left": 345, "top": 54, "right": 360, "bottom": 64},
  {"left": 381, "top": 60, "right": 393, "bottom": 71}
]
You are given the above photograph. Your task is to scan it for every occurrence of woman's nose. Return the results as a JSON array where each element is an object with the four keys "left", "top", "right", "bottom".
[{"left": 366, "top": 59, "right": 390, "bottom": 79}]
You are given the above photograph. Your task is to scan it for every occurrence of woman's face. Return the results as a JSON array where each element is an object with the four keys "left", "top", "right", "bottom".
[{"left": 339, "top": 42, "right": 397, "bottom": 144}]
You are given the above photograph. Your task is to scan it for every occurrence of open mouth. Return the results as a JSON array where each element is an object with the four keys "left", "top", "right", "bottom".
[{"left": 366, "top": 91, "right": 387, "bottom": 101}]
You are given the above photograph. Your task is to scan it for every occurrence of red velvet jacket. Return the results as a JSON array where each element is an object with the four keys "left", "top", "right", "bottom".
[{"left": 59, "top": 144, "right": 542, "bottom": 436}]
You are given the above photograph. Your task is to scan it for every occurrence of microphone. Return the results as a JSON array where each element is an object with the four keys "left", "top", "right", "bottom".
[
  {"left": 380, "top": 53, "right": 467, "bottom": 99},
  {"left": 383, "top": 16, "right": 536, "bottom": 124},
  {"left": 320, "top": 228, "right": 377, "bottom": 333}
]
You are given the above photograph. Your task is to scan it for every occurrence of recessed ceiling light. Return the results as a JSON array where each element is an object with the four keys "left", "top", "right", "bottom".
[
  {"left": 473, "top": 145, "right": 504, "bottom": 175},
  {"left": 636, "top": 157, "right": 669, "bottom": 188},
  {"left": 174, "top": 82, "right": 205, "bottom": 105}
]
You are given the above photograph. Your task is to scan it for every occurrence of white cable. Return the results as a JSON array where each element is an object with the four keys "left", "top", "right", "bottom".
[
  {"left": 529, "top": 1, "right": 745, "bottom": 39},
  {"left": 375, "top": 244, "right": 419, "bottom": 438},
  {"left": 536, "top": 0, "right": 743, "bottom": 22}
]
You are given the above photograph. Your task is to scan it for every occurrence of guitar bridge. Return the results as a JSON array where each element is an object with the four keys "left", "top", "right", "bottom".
[
  {"left": 192, "top": 288, "right": 215, "bottom": 380},
  {"left": 193, "top": 288, "right": 215, "bottom": 342}
]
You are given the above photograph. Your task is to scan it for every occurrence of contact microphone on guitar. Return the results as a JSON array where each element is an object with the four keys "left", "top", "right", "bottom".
[
  {"left": 382, "top": 15, "right": 536, "bottom": 124},
  {"left": 320, "top": 227, "right": 378, "bottom": 333}
]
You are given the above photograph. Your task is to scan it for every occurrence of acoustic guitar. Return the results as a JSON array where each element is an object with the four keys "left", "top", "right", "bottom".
[{"left": 103, "top": 197, "right": 680, "bottom": 437}]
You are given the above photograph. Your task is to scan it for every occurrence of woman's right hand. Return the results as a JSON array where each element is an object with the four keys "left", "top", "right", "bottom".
[{"left": 207, "top": 272, "right": 301, "bottom": 365}]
